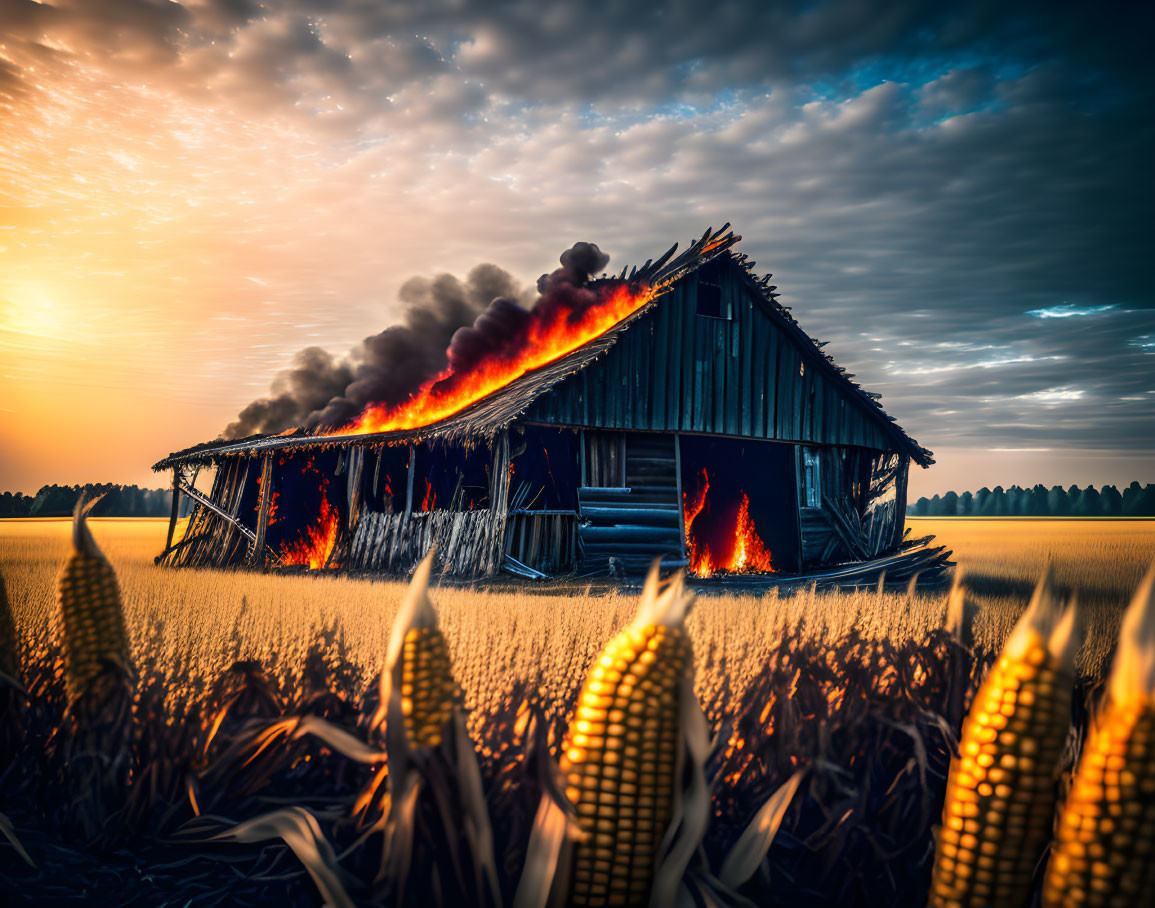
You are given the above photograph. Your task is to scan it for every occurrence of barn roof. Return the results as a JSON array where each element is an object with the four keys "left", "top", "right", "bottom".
[{"left": 154, "top": 226, "right": 932, "bottom": 471}]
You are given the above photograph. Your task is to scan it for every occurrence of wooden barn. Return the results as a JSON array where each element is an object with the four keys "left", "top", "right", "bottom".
[{"left": 153, "top": 226, "right": 949, "bottom": 584}]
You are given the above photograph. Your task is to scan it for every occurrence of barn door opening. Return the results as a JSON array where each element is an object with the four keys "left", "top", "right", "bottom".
[
  {"left": 577, "top": 432, "right": 684, "bottom": 575},
  {"left": 678, "top": 436, "right": 801, "bottom": 576}
]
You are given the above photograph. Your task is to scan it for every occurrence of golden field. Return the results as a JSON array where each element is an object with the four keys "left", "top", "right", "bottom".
[
  {"left": 2, "top": 516, "right": 1152, "bottom": 724},
  {"left": 3, "top": 515, "right": 1154, "bottom": 905}
]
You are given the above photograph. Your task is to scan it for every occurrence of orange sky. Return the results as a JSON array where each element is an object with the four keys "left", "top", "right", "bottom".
[{"left": 2, "top": 2, "right": 1151, "bottom": 498}]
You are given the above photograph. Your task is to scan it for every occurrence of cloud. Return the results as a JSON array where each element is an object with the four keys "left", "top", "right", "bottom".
[
  {"left": 1012, "top": 387, "right": 1086, "bottom": 403},
  {"left": 1, "top": 0, "right": 1152, "bottom": 490},
  {"left": 1027, "top": 304, "right": 1119, "bottom": 319}
]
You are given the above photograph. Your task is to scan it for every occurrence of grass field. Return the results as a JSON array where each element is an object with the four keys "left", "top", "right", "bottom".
[
  {"left": 2, "top": 516, "right": 1152, "bottom": 904},
  {"left": 2, "top": 516, "right": 1152, "bottom": 720}
]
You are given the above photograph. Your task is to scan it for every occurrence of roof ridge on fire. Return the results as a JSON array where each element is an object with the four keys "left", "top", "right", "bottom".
[{"left": 154, "top": 226, "right": 932, "bottom": 471}]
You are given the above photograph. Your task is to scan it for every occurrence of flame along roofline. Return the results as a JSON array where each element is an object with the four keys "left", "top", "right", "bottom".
[
  {"left": 152, "top": 286, "right": 667, "bottom": 471},
  {"left": 153, "top": 225, "right": 933, "bottom": 471}
]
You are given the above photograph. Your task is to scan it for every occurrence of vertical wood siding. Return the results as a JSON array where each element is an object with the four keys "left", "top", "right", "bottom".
[{"left": 522, "top": 264, "right": 896, "bottom": 451}]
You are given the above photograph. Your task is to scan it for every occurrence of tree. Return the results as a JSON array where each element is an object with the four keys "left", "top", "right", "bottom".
[
  {"left": 1078, "top": 486, "right": 1101, "bottom": 517},
  {"left": 1028, "top": 484, "right": 1048, "bottom": 516},
  {"left": 906, "top": 480, "right": 1153, "bottom": 517},
  {"left": 1132, "top": 484, "right": 1155, "bottom": 517},
  {"left": 1122, "top": 481, "right": 1144, "bottom": 515}
]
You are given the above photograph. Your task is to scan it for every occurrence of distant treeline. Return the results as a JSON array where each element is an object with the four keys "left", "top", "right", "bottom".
[
  {"left": 0, "top": 484, "right": 177, "bottom": 518},
  {"left": 908, "top": 482, "right": 1155, "bottom": 518}
]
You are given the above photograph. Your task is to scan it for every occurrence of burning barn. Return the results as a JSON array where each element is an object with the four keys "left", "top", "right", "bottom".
[{"left": 154, "top": 226, "right": 947, "bottom": 582}]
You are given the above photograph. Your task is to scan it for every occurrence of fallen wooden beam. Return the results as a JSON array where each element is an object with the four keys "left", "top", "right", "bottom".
[
  {"left": 504, "top": 553, "right": 547, "bottom": 580},
  {"left": 179, "top": 482, "right": 256, "bottom": 544},
  {"left": 153, "top": 531, "right": 210, "bottom": 565}
]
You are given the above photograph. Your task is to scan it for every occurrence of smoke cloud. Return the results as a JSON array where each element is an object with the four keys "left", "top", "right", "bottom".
[
  {"left": 426, "top": 241, "right": 612, "bottom": 406},
  {"left": 223, "top": 243, "right": 611, "bottom": 438},
  {"left": 224, "top": 346, "right": 355, "bottom": 438}
]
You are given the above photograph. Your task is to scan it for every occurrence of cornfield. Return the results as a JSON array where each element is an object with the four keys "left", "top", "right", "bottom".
[{"left": 0, "top": 513, "right": 1152, "bottom": 906}]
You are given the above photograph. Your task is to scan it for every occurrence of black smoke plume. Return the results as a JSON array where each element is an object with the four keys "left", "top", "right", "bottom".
[
  {"left": 427, "top": 241, "right": 611, "bottom": 403},
  {"left": 224, "top": 347, "right": 353, "bottom": 439},
  {"left": 222, "top": 244, "right": 611, "bottom": 438}
]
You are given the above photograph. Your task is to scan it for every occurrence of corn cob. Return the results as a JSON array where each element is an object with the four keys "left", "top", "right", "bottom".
[
  {"left": 378, "top": 550, "right": 457, "bottom": 748},
  {"left": 54, "top": 494, "right": 136, "bottom": 844},
  {"left": 1043, "top": 565, "right": 1155, "bottom": 907},
  {"left": 556, "top": 563, "right": 696, "bottom": 908},
  {"left": 930, "top": 570, "right": 1078, "bottom": 908},
  {"left": 56, "top": 494, "right": 134, "bottom": 705},
  {"left": 373, "top": 550, "right": 503, "bottom": 907}
]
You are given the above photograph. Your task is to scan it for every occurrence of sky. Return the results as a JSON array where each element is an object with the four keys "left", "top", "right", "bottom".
[{"left": 0, "top": 0, "right": 1152, "bottom": 499}]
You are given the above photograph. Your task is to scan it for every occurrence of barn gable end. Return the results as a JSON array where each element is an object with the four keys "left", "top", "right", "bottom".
[{"left": 522, "top": 255, "right": 911, "bottom": 456}]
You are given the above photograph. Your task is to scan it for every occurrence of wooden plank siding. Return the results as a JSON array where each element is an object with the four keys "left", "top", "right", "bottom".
[{"left": 522, "top": 262, "right": 896, "bottom": 452}]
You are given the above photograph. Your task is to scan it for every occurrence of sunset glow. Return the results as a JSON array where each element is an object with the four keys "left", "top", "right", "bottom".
[{"left": 1, "top": 2, "right": 1150, "bottom": 495}]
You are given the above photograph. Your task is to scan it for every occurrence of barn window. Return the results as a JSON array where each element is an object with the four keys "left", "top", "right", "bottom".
[
  {"left": 802, "top": 448, "right": 821, "bottom": 507},
  {"left": 696, "top": 261, "right": 729, "bottom": 319}
]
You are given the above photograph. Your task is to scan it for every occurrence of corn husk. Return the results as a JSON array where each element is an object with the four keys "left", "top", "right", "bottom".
[{"left": 1043, "top": 564, "right": 1155, "bottom": 907}]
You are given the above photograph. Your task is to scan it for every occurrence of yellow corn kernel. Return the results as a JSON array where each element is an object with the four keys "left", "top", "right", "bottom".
[
  {"left": 1043, "top": 566, "right": 1155, "bottom": 907},
  {"left": 562, "top": 569, "right": 694, "bottom": 908},
  {"left": 930, "top": 572, "right": 1077, "bottom": 908},
  {"left": 56, "top": 496, "right": 134, "bottom": 705}
]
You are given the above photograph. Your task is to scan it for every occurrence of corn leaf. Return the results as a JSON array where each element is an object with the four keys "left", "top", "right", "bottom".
[
  {"left": 512, "top": 788, "right": 579, "bottom": 908},
  {"left": 0, "top": 810, "right": 36, "bottom": 869},
  {"left": 718, "top": 768, "right": 806, "bottom": 889},
  {"left": 202, "top": 806, "right": 354, "bottom": 908}
]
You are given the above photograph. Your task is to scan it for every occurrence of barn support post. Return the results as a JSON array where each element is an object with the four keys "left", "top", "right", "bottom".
[
  {"left": 346, "top": 446, "right": 365, "bottom": 529},
  {"left": 327, "top": 446, "right": 366, "bottom": 571},
  {"left": 248, "top": 452, "right": 274, "bottom": 567},
  {"left": 892, "top": 455, "right": 910, "bottom": 550},
  {"left": 404, "top": 443, "right": 416, "bottom": 521},
  {"left": 673, "top": 433, "right": 686, "bottom": 558},
  {"left": 487, "top": 431, "right": 511, "bottom": 576},
  {"left": 165, "top": 466, "right": 183, "bottom": 552}
]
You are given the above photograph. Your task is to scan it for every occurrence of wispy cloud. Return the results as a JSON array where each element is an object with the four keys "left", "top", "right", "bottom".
[
  {"left": 1026, "top": 303, "right": 1118, "bottom": 319},
  {"left": 1014, "top": 387, "right": 1086, "bottom": 403}
]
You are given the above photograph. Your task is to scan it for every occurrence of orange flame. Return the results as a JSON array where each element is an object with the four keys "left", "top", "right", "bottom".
[
  {"left": 730, "top": 493, "right": 774, "bottom": 573},
  {"left": 684, "top": 469, "right": 774, "bottom": 577},
  {"left": 331, "top": 282, "right": 655, "bottom": 436},
  {"left": 281, "top": 488, "right": 339, "bottom": 570}
]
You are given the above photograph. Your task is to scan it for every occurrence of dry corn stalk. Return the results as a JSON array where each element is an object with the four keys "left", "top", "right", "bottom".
[
  {"left": 516, "top": 561, "right": 711, "bottom": 908},
  {"left": 0, "top": 565, "right": 25, "bottom": 767},
  {"left": 377, "top": 551, "right": 502, "bottom": 907},
  {"left": 57, "top": 495, "right": 134, "bottom": 705},
  {"left": 930, "top": 570, "right": 1078, "bottom": 908},
  {"left": 54, "top": 494, "right": 137, "bottom": 843},
  {"left": 376, "top": 550, "right": 457, "bottom": 749},
  {"left": 1043, "top": 565, "right": 1155, "bottom": 907},
  {"left": 0, "top": 565, "right": 17, "bottom": 684}
]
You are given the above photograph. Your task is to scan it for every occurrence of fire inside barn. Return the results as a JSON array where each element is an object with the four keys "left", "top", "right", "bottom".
[{"left": 153, "top": 226, "right": 950, "bottom": 583}]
